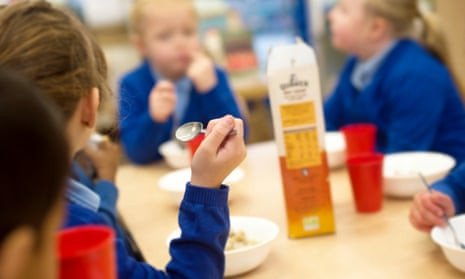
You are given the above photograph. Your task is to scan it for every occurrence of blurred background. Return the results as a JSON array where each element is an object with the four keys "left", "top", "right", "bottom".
[{"left": 36, "top": 0, "right": 458, "bottom": 144}]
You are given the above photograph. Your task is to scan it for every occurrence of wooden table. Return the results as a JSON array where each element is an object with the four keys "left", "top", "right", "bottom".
[{"left": 116, "top": 141, "right": 462, "bottom": 278}]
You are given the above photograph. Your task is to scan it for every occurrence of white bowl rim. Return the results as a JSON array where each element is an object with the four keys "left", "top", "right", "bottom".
[
  {"left": 225, "top": 216, "right": 279, "bottom": 255},
  {"left": 383, "top": 151, "right": 456, "bottom": 179},
  {"left": 166, "top": 216, "right": 279, "bottom": 254},
  {"left": 431, "top": 214, "right": 465, "bottom": 253}
]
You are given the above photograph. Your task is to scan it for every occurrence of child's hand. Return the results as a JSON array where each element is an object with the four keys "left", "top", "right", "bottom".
[
  {"left": 83, "top": 139, "right": 120, "bottom": 183},
  {"left": 190, "top": 115, "right": 246, "bottom": 188},
  {"left": 149, "top": 80, "right": 177, "bottom": 123},
  {"left": 187, "top": 52, "right": 218, "bottom": 93},
  {"left": 409, "top": 190, "right": 455, "bottom": 232}
]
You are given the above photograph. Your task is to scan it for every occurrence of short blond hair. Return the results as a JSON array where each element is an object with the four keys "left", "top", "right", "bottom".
[{"left": 129, "top": 0, "right": 197, "bottom": 34}]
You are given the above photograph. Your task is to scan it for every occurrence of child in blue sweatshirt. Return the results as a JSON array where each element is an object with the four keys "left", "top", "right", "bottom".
[
  {"left": 0, "top": 2, "right": 247, "bottom": 278},
  {"left": 325, "top": 0, "right": 465, "bottom": 164},
  {"left": 0, "top": 69, "right": 69, "bottom": 279},
  {"left": 119, "top": 0, "right": 246, "bottom": 164}
]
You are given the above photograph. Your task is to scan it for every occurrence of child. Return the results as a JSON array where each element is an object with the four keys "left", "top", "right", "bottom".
[
  {"left": 0, "top": 2, "right": 247, "bottom": 278},
  {"left": 324, "top": 0, "right": 465, "bottom": 164},
  {"left": 119, "top": 0, "right": 246, "bottom": 164},
  {"left": 0, "top": 69, "right": 69, "bottom": 279}
]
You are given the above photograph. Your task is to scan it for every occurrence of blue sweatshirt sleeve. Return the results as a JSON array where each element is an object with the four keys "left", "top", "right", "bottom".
[
  {"left": 119, "top": 77, "right": 171, "bottom": 164},
  {"left": 65, "top": 184, "right": 229, "bottom": 279},
  {"left": 384, "top": 74, "right": 445, "bottom": 153},
  {"left": 432, "top": 162, "right": 465, "bottom": 214}
]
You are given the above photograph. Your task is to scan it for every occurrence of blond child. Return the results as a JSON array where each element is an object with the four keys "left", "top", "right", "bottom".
[
  {"left": 325, "top": 0, "right": 465, "bottom": 164},
  {"left": 0, "top": 1, "right": 246, "bottom": 278},
  {"left": 119, "top": 0, "right": 246, "bottom": 164}
]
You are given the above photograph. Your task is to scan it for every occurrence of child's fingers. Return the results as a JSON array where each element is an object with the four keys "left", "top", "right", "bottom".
[
  {"left": 409, "top": 207, "right": 434, "bottom": 232},
  {"left": 431, "top": 193, "right": 455, "bottom": 217},
  {"left": 190, "top": 50, "right": 205, "bottom": 60},
  {"left": 205, "top": 119, "right": 220, "bottom": 137},
  {"left": 156, "top": 80, "right": 175, "bottom": 91},
  {"left": 201, "top": 115, "right": 235, "bottom": 152},
  {"left": 419, "top": 193, "right": 445, "bottom": 217},
  {"left": 413, "top": 193, "right": 446, "bottom": 227},
  {"left": 233, "top": 118, "right": 244, "bottom": 138}
]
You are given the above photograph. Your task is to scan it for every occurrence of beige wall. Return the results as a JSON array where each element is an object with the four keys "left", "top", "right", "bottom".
[{"left": 437, "top": 1, "right": 465, "bottom": 96}]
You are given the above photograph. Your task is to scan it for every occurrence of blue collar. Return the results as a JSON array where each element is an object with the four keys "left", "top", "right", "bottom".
[
  {"left": 67, "top": 179, "right": 100, "bottom": 212},
  {"left": 351, "top": 40, "right": 398, "bottom": 91}
]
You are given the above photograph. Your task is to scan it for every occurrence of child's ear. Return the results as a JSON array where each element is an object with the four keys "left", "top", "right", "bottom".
[
  {"left": 81, "top": 88, "right": 100, "bottom": 128},
  {"left": 0, "top": 227, "right": 35, "bottom": 279},
  {"left": 131, "top": 34, "right": 146, "bottom": 56},
  {"left": 370, "top": 16, "right": 391, "bottom": 40}
]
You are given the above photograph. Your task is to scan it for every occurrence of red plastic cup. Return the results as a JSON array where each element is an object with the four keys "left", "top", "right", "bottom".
[
  {"left": 347, "top": 153, "right": 384, "bottom": 213},
  {"left": 341, "top": 124, "right": 377, "bottom": 158},
  {"left": 58, "top": 226, "right": 116, "bottom": 279},
  {"left": 187, "top": 133, "right": 205, "bottom": 159}
]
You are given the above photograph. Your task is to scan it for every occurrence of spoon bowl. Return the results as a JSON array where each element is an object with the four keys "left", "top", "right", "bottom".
[{"left": 175, "top": 122, "right": 205, "bottom": 142}]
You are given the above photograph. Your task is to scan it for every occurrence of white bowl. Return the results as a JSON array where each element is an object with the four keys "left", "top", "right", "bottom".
[
  {"left": 167, "top": 216, "right": 279, "bottom": 277},
  {"left": 325, "top": 132, "right": 346, "bottom": 169},
  {"left": 158, "top": 167, "right": 245, "bottom": 205},
  {"left": 159, "top": 140, "right": 190, "bottom": 169},
  {"left": 431, "top": 214, "right": 465, "bottom": 272},
  {"left": 383, "top": 152, "right": 455, "bottom": 198}
]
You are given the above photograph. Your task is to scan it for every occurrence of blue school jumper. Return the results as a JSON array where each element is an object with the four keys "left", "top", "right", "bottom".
[
  {"left": 119, "top": 61, "right": 245, "bottom": 164},
  {"left": 324, "top": 39, "right": 465, "bottom": 164}
]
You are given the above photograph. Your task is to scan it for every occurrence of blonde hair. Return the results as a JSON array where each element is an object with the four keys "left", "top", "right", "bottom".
[
  {"left": 364, "top": 0, "right": 449, "bottom": 65},
  {"left": 129, "top": 0, "right": 197, "bottom": 35},
  {"left": 0, "top": 1, "right": 110, "bottom": 120}
]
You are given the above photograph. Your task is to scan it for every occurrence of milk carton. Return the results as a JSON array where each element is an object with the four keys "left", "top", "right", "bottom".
[{"left": 267, "top": 41, "right": 335, "bottom": 238}]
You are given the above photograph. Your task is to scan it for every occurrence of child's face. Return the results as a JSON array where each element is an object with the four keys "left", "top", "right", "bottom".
[
  {"left": 0, "top": 199, "right": 64, "bottom": 279},
  {"left": 328, "top": 0, "right": 373, "bottom": 55},
  {"left": 137, "top": 4, "right": 200, "bottom": 80}
]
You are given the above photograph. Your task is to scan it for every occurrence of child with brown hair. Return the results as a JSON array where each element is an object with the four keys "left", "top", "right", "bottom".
[
  {"left": 0, "top": 68, "right": 69, "bottom": 279},
  {"left": 325, "top": 0, "right": 465, "bottom": 164},
  {"left": 0, "top": 1, "right": 246, "bottom": 278},
  {"left": 119, "top": 0, "right": 247, "bottom": 164}
]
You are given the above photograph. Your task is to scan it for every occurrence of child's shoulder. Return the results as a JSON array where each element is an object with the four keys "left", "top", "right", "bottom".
[
  {"left": 393, "top": 40, "right": 444, "bottom": 70},
  {"left": 387, "top": 39, "right": 449, "bottom": 80},
  {"left": 121, "top": 60, "right": 154, "bottom": 87}
]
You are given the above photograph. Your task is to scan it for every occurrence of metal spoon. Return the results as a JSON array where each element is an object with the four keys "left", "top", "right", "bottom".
[
  {"left": 175, "top": 121, "right": 237, "bottom": 143},
  {"left": 418, "top": 173, "right": 465, "bottom": 249}
]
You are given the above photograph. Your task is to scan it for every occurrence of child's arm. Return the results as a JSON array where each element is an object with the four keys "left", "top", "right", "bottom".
[
  {"left": 166, "top": 115, "right": 246, "bottom": 278},
  {"left": 119, "top": 78, "right": 173, "bottom": 164}
]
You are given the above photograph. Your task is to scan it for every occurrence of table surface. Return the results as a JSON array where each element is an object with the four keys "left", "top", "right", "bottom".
[{"left": 116, "top": 141, "right": 463, "bottom": 279}]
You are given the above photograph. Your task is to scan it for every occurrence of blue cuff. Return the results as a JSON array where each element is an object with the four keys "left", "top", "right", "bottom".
[{"left": 182, "top": 183, "right": 229, "bottom": 207}]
